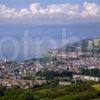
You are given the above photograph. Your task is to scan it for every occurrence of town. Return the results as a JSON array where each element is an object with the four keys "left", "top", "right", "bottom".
[{"left": 0, "top": 38, "right": 100, "bottom": 89}]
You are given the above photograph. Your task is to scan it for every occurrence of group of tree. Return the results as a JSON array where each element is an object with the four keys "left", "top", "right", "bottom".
[
  {"left": 81, "top": 68, "right": 100, "bottom": 77},
  {"left": 36, "top": 70, "right": 73, "bottom": 80}
]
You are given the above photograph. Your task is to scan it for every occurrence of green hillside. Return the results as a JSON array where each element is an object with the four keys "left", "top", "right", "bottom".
[{"left": 92, "top": 84, "right": 100, "bottom": 91}]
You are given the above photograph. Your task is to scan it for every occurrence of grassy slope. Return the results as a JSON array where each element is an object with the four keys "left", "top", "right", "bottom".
[{"left": 92, "top": 84, "right": 100, "bottom": 91}]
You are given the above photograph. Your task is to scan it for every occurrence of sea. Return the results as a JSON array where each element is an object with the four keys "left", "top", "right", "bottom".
[{"left": 0, "top": 23, "right": 100, "bottom": 61}]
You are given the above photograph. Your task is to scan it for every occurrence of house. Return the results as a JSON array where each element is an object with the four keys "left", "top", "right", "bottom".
[
  {"left": 34, "top": 80, "right": 46, "bottom": 86},
  {"left": 59, "top": 81, "right": 72, "bottom": 86}
]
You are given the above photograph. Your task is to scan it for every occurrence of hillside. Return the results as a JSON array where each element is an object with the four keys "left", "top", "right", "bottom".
[{"left": 47, "top": 37, "right": 100, "bottom": 57}]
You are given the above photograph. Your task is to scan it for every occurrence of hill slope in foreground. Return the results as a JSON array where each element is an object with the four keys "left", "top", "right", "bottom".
[{"left": 0, "top": 82, "right": 100, "bottom": 100}]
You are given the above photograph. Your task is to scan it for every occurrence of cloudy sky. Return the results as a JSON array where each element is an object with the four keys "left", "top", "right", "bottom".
[
  {"left": 0, "top": 0, "right": 100, "bottom": 24},
  {"left": 0, "top": 0, "right": 100, "bottom": 60}
]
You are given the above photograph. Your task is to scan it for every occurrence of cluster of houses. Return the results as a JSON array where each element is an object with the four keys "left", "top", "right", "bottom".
[
  {"left": 73, "top": 74, "right": 100, "bottom": 82},
  {"left": 47, "top": 48, "right": 100, "bottom": 71},
  {"left": 1, "top": 74, "right": 99, "bottom": 89},
  {"left": 0, "top": 59, "right": 44, "bottom": 80},
  {"left": 0, "top": 79, "right": 47, "bottom": 89},
  {"left": 0, "top": 79, "right": 33, "bottom": 89}
]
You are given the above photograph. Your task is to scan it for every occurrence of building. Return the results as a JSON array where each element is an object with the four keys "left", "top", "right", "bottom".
[
  {"left": 59, "top": 81, "right": 72, "bottom": 86},
  {"left": 34, "top": 80, "right": 46, "bottom": 86},
  {"left": 73, "top": 74, "right": 100, "bottom": 82}
]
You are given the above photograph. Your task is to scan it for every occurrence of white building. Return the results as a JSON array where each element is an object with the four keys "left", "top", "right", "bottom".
[{"left": 73, "top": 74, "right": 100, "bottom": 82}]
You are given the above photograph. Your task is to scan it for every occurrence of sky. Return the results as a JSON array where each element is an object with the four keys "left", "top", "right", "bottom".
[
  {"left": 0, "top": 0, "right": 100, "bottom": 24},
  {"left": 0, "top": 0, "right": 100, "bottom": 60}
]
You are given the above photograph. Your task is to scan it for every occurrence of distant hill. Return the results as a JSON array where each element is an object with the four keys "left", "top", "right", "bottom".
[
  {"left": 61, "top": 37, "right": 100, "bottom": 51},
  {"left": 47, "top": 37, "right": 100, "bottom": 58}
]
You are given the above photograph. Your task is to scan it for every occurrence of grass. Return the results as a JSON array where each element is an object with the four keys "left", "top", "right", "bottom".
[
  {"left": 92, "top": 84, "right": 100, "bottom": 91},
  {"left": 54, "top": 95, "right": 72, "bottom": 100}
]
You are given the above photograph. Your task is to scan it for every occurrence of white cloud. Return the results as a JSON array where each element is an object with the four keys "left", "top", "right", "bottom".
[
  {"left": 30, "top": 3, "right": 40, "bottom": 14},
  {"left": 0, "top": 2, "right": 100, "bottom": 20},
  {"left": 41, "top": 4, "right": 79, "bottom": 16},
  {"left": 0, "top": 4, "right": 16, "bottom": 18},
  {"left": 81, "top": 2, "right": 99, "bottom": 17},
  {"left": 18, "top": 8, "right": 30, "bottom": 17},
  {"left": 67, "top": 11, "right": 78, "bottom": 16}
]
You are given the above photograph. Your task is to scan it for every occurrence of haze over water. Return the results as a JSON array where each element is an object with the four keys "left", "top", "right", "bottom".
[{"left": 0, "top": 23, "right": 100, "bottom": 60}]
